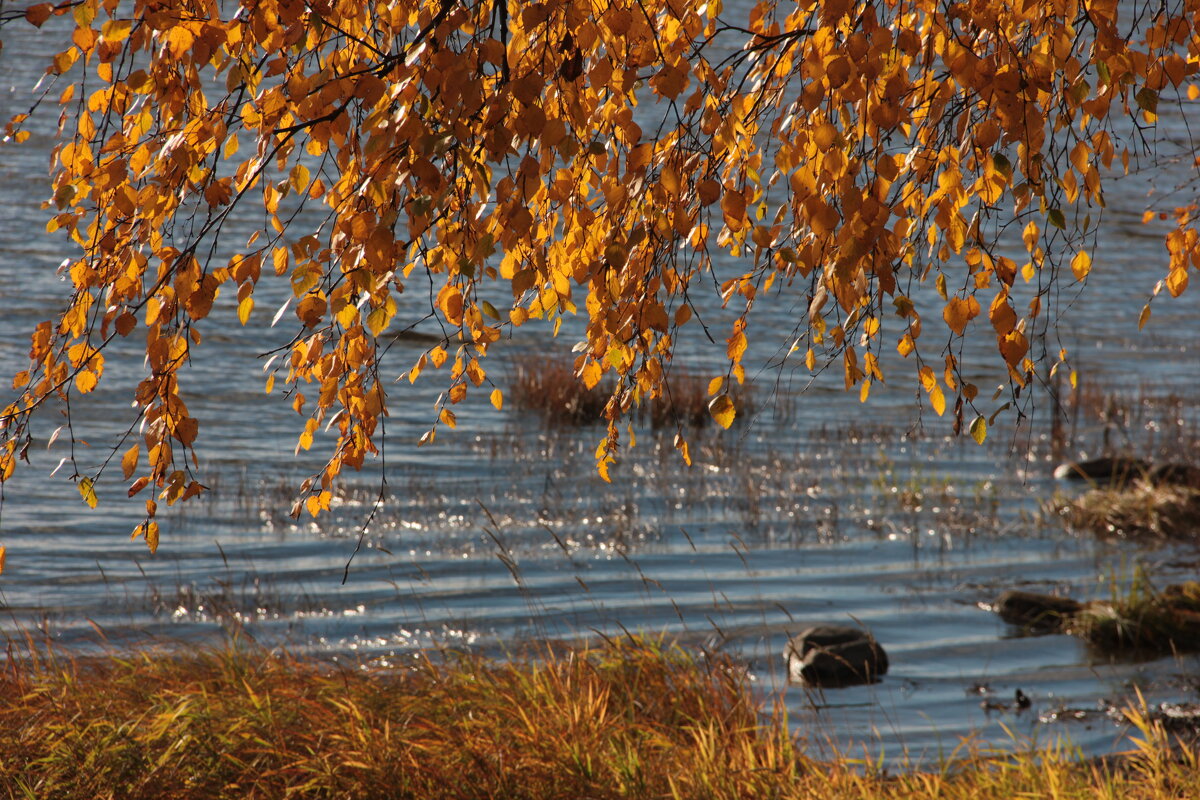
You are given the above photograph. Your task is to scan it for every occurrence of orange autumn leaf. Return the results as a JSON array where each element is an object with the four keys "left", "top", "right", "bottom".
[{"left": 943, "top": 297, "right": 981, "bottom": 336}]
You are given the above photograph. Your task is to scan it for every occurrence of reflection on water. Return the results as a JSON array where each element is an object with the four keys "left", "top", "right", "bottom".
[{"left": 2, "top": 8, "right": 1200, "bottom": 767}]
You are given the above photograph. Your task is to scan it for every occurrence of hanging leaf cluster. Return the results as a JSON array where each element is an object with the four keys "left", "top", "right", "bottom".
[{"left": 1, "top": 0, "right": 1198, "bottom": 550}]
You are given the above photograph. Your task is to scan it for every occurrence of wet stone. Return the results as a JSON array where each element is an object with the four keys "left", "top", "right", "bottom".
[
  {"left": 1053, "top": 456, "right": 1151, "bottom": 484},
  {"left": 993, "top": 590, "right": 1083, "bottom": 632},
  {"left": 1053, "top": 457, "right": 1200, "bottom": 490},
  {"left": 784, "top": 624, "right": 888, "bottom": 688},
  {"left": 1148, "top": 463, "right": 1200, "bottom": 490}
]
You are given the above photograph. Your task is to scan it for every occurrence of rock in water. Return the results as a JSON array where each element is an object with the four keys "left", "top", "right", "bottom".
[
  {"left": 992, "top": 590, "right": 1083, "bottom": 631},
  {"left": 1147, "top": 463, "right": 1200, "bottom": 490},
  {"left": 1053, "top": 456, "right": 1151, "bottom": 484},
  {"left": 784, "top": 625, "right": 888, "bottom": 687}
]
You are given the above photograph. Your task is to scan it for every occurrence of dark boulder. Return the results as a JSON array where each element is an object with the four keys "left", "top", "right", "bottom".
[
  {"left": 1053, "top": 456, "right": 1151, "bottom": 484},
  {"left": 992, "top": 590, "right": 1083, "bottom": 632},
  {"left": 1147, "top": 463, "right": 1200, "bottom": 490},
  {"left": 784, "top": 625, "right": 888, "bottom": 687}
]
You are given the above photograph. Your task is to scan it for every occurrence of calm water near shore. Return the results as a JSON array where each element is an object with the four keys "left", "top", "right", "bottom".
[{"left": 2, "top": 7, "right": 1200, "bottom": 765}]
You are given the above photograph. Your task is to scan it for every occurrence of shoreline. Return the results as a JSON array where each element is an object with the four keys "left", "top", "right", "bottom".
[{"left": 1, "top": 637, "right": 1195, "bottom": 798}]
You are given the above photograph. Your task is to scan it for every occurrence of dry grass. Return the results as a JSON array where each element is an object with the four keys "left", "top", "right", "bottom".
[
  {"left": 509, "top": 356, "right": 612, "bottom": 426},
  {"left": 508, "top": 354, "right": 749, "bottom": 429},
  {"left": 1, "top": 638, "right": 1199, "bottom": 799},
  {"left": 1053, "top": 481, "right": 1200, "bottom": 540}
]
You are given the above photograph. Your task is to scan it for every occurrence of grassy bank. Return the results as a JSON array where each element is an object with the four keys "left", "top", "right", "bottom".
[{"left": 0, "top": 638, "right": 1195, "bottom": 799}]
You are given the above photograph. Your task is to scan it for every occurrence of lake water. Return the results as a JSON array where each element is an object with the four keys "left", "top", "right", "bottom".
[{"left": 1, "top": 7, "right": 1199, "bottom": 765}]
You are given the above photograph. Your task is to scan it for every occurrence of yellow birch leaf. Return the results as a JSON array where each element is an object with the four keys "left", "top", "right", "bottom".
[
  {"left": 930, "top": 386, "right": 946, "bottom": 417},
  {"left": 726, "top": 330, "right": 747, "bottom": 362},
  {"left": 969, "top": 415, "right": 987, "bottom": 444},
  {"left": 73, "top": 0, "right": 95, "bottom": 28},
  {"left": 942, "top": 297, "right": 979, "bottom": 335},
  {"left": 581, "top": 360, "right": 602, "bottom": 389},
  {"left": 367, "top": 306, "right": 390, "bottom": 337},
  {"left": 490, "top": 389, "right": 503, "bottom": 410},
  {"left": 1138, "top": 304, "right": 1151, "bottom": 330},
  {"left": 1070, "top": 250, "right": 1091, "bottom": 281},
  {"left": 989, "top": 293, "right": 1017, "bottom": 335},
  {"left": 721, "top": 190, "right": 747, "bottom": 231},
  {"left": 707, "top": 376, "right": 724, "bottom": 396},
  {"left": 75, "top": 370, "right": 98, "bottom": 393},
  {"left": 335, "top": 303, "right": 357, "bottom": 328},
  {"left": 296, "top": 294, "right": 326, "bottom": 328},
  {"left": 121, "top": 444, "right": 139, "bottom": 480},
  {"left": 79, "top": 476, "right": 98, "bottom": 509},
  {"left": 708, "top": 394, "right": 736, "bottom": 429},
  {"left": 813, "top": 122, "right": 837, "bottom": 150},
  {"left": 145, "top": 521, "right": 159, "bottom": 553},
  {"left": 290, "top": 163, "right": 310, "bottom": 193},
  {"left": 1022, "top": 221, "right": 1039, "bottom": 250},
  {"left": 237, "top": 295, "right": 254, "bottom": 325},
  {"left": 918, "top": 366, "right": 937, "bottom": 392},
  {"left": 0, "top": 545, "right": 5, "bottom": 574},
  {"left": 1166, "top": 269, "right": 1188, "bottom": 297},
  {"left": 437, "top": 285, "right": 464, "bottom": 325}
]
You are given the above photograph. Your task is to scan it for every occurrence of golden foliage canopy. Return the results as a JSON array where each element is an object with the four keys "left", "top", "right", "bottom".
[{"left": 1, "top": 0, "right": 1198, "bottom": 548}]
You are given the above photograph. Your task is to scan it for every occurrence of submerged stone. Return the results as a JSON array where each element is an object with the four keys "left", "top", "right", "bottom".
[
  {"left": 1053, "top": 456, "right": 1151, "bottom": 484},
  {"left": 1148, "top": 463, "right": 1200, "bottom": 490},
  {"left": 992, "top": 590, "right": 1083, "bottom": 632},
  {"left": 784, "top": 624, "right": 888, "bottom": 688}
]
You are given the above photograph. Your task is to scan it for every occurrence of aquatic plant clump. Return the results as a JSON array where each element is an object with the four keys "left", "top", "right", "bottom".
[
  {"left": 1054, "top": 482, "right": 1200, "bottom": 540},
  {"left": 508, "top": 353, "right": 750, "bottom": 429},
  {"left": 1065, "top": 581, "right": 1200, "bottom": 653}
]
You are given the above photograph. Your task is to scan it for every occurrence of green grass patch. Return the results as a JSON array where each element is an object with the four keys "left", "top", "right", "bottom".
[{"left": 0, "top": 637, "right": 1197, "bottom": 799}]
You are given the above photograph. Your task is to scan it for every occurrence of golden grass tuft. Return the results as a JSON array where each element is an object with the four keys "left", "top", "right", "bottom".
[
  {"left": 1053, "top": 481, "right": 1200, "bottom": 540},
  {"left": 0, "top": 637, "right": 1198, "bottom": 799}
]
